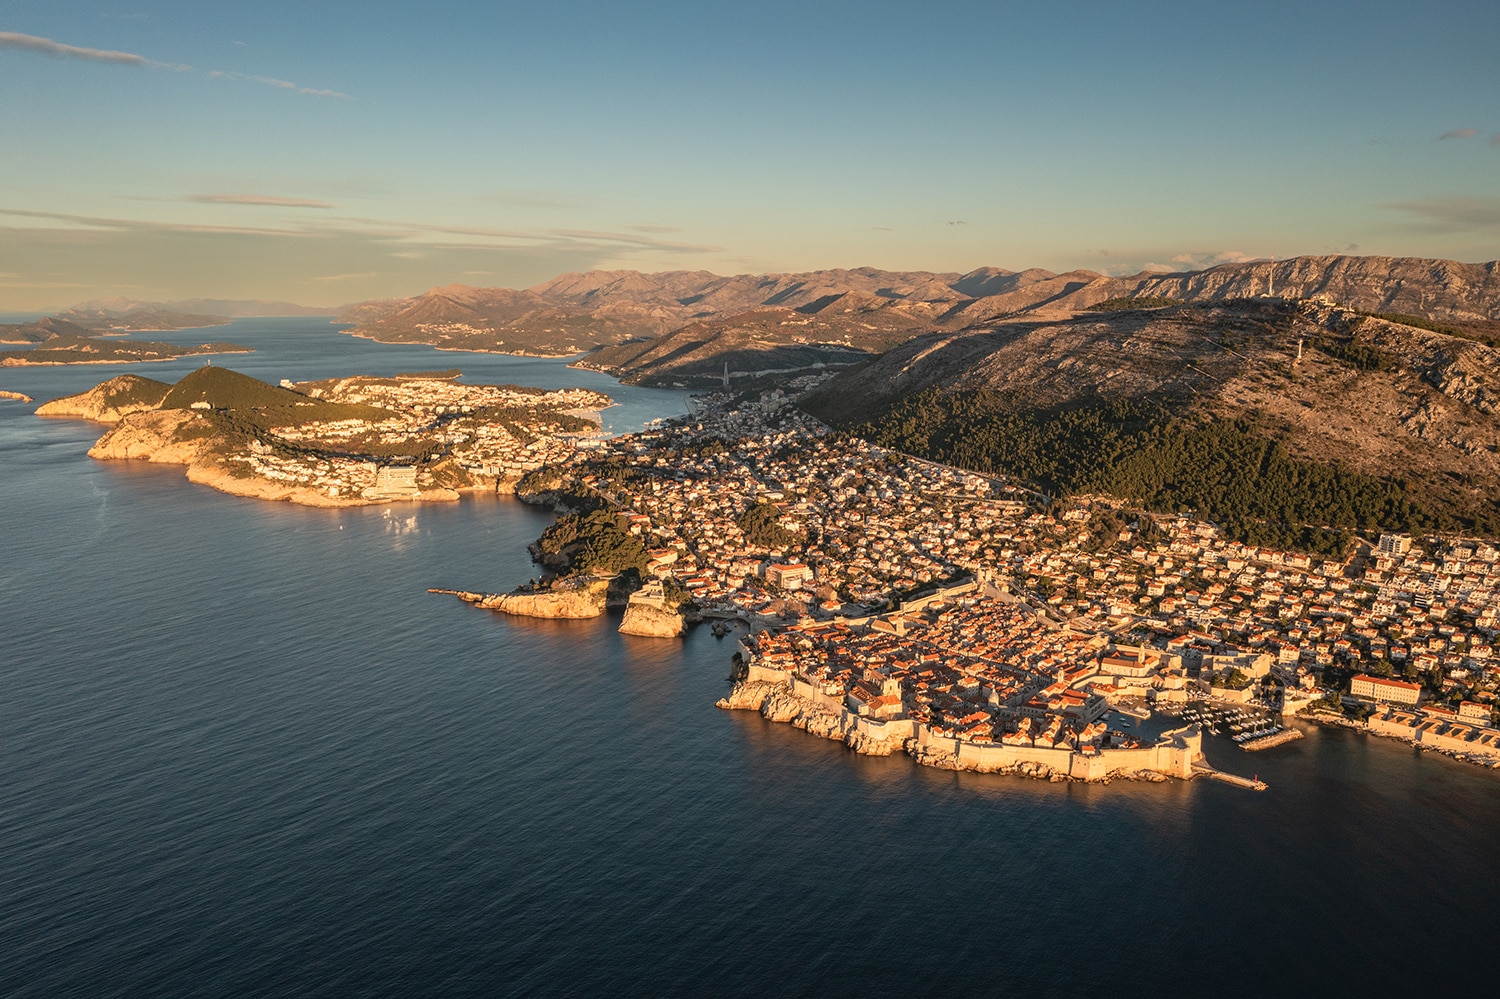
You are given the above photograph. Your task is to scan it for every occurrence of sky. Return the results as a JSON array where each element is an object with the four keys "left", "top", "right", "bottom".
[{"left": 1, "top": 0, "right": 1496, "bottom": 310}]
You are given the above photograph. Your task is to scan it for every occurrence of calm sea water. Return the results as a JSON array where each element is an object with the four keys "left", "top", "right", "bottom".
[{"left": 2, "top": 320, "right": 1498, "bottom": 997}]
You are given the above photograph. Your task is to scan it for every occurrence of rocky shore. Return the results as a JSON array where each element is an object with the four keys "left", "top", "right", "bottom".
[
  {"left": 0, "top": 389, "right": 34, "bottom": 403},
  {"left": 79, "top": 409, "right": 461, "bottom": 508},
  {"left": 35, "top": 374, "right": 167, "bottom": 422},
  {"left": 718, "top": 679, "right": 1185, "bottom": 783},
  {"left": 432, "top": 579, "right": 611, "bottom": 619},
  {"left": 716, "top": 680, "right": 905, "bottom": 755},
  {"left": 618, "top": 600, "right": 687, "bottom": 637}
]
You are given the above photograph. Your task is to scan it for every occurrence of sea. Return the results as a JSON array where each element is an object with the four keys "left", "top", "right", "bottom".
[{"left": 2, "top": 319, "right": 1498, "bottom": 998}]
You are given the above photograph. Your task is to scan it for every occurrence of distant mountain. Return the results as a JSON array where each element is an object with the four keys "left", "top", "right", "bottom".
[
  {"left": 70, "top": 296, "right": 331, "bottom": 318},
  {"left": 58, "top": 305, "right": 230, "bottom": 332},
  {"left": 0, "top": 316, "right": 95, "bottom": 344},
  {"left": 577, "top": 301, "right": 933, "bottom": 387},
  {"left": 339, "top": 267, "right": 968, "bottom": 357},
  {"left": 336, "top": 256, "right": 1500, "bottom": 378},
  {"left": 802, "top": 298, "right": 1500, "bottom": 550}
]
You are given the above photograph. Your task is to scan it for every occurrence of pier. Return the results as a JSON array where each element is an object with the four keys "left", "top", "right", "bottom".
[
  {"left": 1192, "top": 762, "right": 1268, "bottom": 791},
  {"left": 1242, "top": 728, "right": 1305, "bottom": 752}
]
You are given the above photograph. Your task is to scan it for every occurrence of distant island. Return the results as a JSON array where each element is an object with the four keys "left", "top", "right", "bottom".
[
  {"left": 2, "top": 331, "right": 250, "bottom": 367},
  {"left": 0, "top": 306, "right": 250, "bottom": 367},
  {"left": 38, "top": 367, "right": 610, "bottom": 507}
]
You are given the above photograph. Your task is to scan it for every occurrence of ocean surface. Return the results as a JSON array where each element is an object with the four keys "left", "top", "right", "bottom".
[{"left": 2, "top": 320, "right": 1498, "bottom": 997}]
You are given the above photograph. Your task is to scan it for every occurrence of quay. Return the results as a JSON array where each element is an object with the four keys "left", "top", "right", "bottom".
[
  {"left": 1193, "top": 762, "right": 1268, "bottom": 791},
  {"left": 1242, "top": 728, "right": 1305, "bottom": 752}
]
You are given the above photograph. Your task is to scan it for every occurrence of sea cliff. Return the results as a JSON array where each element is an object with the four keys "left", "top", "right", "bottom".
[
  {"left": 618, "top": 600, "right": 687, "bottom": 638},
  {"left": 434, "top": 579, "right": 610, "bottom": 619},
  {"left": 36, "top": 374, "right": 170, "bottom": 422}
]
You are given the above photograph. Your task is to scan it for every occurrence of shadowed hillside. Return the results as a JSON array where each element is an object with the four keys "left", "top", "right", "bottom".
[{"left": 803, "top": 299, "right": 1500, "bottom": 551}]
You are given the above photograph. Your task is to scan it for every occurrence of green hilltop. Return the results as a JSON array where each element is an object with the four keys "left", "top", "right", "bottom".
[{"left": 159, "top": 367, "right": 390, "bottom": 426}]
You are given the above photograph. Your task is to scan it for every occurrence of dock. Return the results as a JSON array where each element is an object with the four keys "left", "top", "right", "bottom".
[
  {"left": 1242, "top": 728, "right": 1304, "bottom": 752},
  {"left": 1192, "top": 762, "right": 1268, "bottom": 791}
]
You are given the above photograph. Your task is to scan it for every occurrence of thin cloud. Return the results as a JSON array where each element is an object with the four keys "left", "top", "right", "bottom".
[
  {"left": 0, "top": 30, "right": 186, "bottom": 70},
  {"left": 1439, "top": 128, "right": 1478, "bottom": 140},
  {"left": 207, "top": 70, "right": 350, "bottom": 99},
  {"left": 481, "top": 190, "right": 593, "bottom": 210},
  {"left": 0, "top": 206, "right": 321, "bottom": 238},
  {"left": 1386, "top": 196, "right": 1500, "bottom": 231},
  {"left": 1, "top": 205, "right": 721, "bottom": 256},
  {"left": 2, "top": 32, "right": 346, "bottom": 97},
  {"left": 548, "top": 228, "right": 722, "bottom": 253},
  {"left": 1169, "top": 250, "right": 1256, "bottom": 269},
  {"left": 629, "top": 225, "right": 679, "bottom": 234},
  {"left": 185, "top": 194, "right": 334, "bottom": 209},
  {"left": 310, "top": 272, "right": 375, "bottom": 283}
]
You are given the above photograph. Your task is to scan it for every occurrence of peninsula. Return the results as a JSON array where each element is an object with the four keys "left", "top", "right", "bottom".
[{"left": 39, "top": 367, "right": 610, "bottom": 507}]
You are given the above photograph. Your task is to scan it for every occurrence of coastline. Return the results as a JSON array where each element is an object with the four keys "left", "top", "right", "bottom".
[
  {"left": 338, "top": 328, "right": 579, "bottom": 359},
  {"left": 2, "top": 347, "right": 253, "bottom": 368},
  {"left": 1301, "top": 711, "right": 1500, "bottom": 770},
  {"left": 718, "top": 674, "right": 1207, "bottom": 784}
]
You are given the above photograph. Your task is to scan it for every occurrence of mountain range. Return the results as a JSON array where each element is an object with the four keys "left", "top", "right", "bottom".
[{"left": 334, "top": 255, "right": 1500, "bottom": 385}]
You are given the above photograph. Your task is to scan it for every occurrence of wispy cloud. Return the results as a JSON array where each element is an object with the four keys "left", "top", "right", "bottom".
[
  {"left": 184, "top": 193, "right": 334, "bottom": 209},
  {"left": 1439, "top": 128, "right": 1479, "bottom": 141},
  {"left": 0, "top": 206, "right": 319, "bottom": 238},
  {"left": 1169, "top": 250, "right": 1256, "bottom": 269},
  {"left": 310, "top": 272, "right": 375, "bottom": 283},
  {"left": 3, "top": 31, "right": 348, "bottom": 98},
  {"left": 1386, "top": 196, "right": 1500, "bottom": 231},
  {"left": 0, "top": 205, "right": 722, "bottom": 256},
  {"left": 207, "top": 70, "right": 350, "bottom": 99},
  {"left": 629, "top": 224, "right": 679, "bottom": 234},
  {"left": 0, "top": 30, "right": 186, "bottom": 70}
]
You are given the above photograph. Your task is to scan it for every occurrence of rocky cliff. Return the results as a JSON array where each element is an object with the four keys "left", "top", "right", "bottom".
[
  {"left": 88, "top": 408, "right": 213, "bottom": 463},
  {"left": 480, "top": 579, "right": 610, "bottom": 619},
  {"left": 618, "top": 601, "right": 686, "bottom": 637},
  {"left": 36, "top": 374, "right": 172, "bottom": 422},
  {"left": 715, "top": 680, "right": 905, "bottom": 756}
]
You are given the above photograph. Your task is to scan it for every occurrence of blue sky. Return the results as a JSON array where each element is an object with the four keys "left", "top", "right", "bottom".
[{"left": 1, "top": 0, "right": 1496, "bottom": 309}]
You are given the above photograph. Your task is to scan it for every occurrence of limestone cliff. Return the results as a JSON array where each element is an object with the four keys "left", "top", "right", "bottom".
[
  {"left": 618, "top": 601, "right": 686, "bottom": 638},
  {"left": 716, "top": 680, "right": 904, "bottom": 757},
  {"left": 36, "top": 374, "right": 171, "bottom": 423},
  {"left": 85, "top": 408, "right": 425, "bottom": 508},
  {"left": 478, "top": 579, "right": 609, "bottom": 619},
  {"left": 89, "top": 409, "right": 213, "bottom": 463}
]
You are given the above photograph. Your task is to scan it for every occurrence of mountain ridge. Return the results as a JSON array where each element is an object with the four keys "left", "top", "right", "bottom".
[{"left": 333, "top": 255, "right": 1500, "bottom": 370}]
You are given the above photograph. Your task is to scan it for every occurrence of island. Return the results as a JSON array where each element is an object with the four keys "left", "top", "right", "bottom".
[{"left": 38, "top": 367, "right": 611, "bottom": 507}]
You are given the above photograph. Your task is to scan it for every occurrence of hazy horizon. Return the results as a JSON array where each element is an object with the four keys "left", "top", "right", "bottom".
[{"left": 3, "top": 0, "right": 1497, "bottom": 310}]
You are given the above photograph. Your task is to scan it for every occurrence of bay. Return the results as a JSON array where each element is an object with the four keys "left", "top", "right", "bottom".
[{"left": 2, "top": 320, "right": 1497, "bottom": 997}]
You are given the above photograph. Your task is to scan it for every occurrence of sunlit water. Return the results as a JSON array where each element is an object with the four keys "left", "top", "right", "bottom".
[{"left": 2, "top": 321, "right": 1498, "bottom": 997}]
